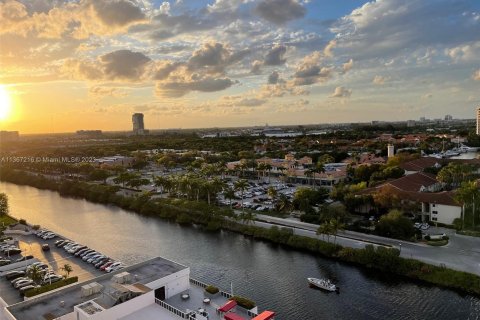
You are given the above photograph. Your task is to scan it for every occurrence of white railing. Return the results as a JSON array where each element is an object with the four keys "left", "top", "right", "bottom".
[{"left": 155, "top": 298, "right": 189, "bottom": 319}]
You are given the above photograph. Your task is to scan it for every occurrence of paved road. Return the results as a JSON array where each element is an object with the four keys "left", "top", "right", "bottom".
[{"left": 252, "top": 214, "right": 480, "bottom": 276}]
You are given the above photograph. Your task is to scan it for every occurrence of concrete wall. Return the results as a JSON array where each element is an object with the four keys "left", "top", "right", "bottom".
[
  {"left": 91, "top": 291, "right": 153, "bottom": 320},
  {"left": 430, "top": 203, "right": 461, "bottom": 225},
  {"left": 146, "top": 268, "right": 190, "bottom": 300}
]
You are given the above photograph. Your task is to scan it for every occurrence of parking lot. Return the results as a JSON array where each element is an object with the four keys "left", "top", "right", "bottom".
[
  {"left": 218, "top": 179, "right": 298, "bottom": 212},
  {"left": 0, "top": 233, "right": 105, "bottom": 305}
]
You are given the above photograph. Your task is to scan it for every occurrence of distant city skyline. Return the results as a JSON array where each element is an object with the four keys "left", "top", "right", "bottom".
[{"left": 1, "top": 0, "right": 480, "bottom": 134}]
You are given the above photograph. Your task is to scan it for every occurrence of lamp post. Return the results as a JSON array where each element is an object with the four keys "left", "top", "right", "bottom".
[{"left": 399, "top": 243, "right": 402, "bottom": 255}]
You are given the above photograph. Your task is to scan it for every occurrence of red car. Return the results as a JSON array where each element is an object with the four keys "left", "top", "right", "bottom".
[{"left": 100, "top": 261, "right": 113, "bottom": 271}]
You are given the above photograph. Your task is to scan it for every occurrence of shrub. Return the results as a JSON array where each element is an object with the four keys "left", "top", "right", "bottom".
[
  {"left": 205, "top": 285, "right": 219, "bottom": 295},
  {"left": 24, "top": 277, "right": 78, "bottom": 297},
  {"left": 32, "top": 225, "right": 40, "bottom": 230},
  {"left": 230, "top": 296, "right": 256, "bottom": 310},
  {"left": 424, "top": 235, "right": 430, "bottom": 241},
  {"left": 18, "top": 219, "right": 27, "bottom": 225}
]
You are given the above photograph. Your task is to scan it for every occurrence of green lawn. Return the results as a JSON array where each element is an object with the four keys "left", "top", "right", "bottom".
[{"left": 0, "top": 215, "right": 18, "bottom": 227}]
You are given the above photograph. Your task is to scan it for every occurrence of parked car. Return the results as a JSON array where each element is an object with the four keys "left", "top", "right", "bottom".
[
  {"left": 0, "top": 259, "right": 11, "bottom": 266},
  {"left": 105, "top": 262, "right": 123, "bottom": 273},
  {"left": 71, "top": 246, "right": 87, "bottom": 254},
  {"left": 100, "top": 261, "right": 114, "bottom": 271},
  {"left": 94, "top": 258, "right": 110, "bottom": 268},
  {"left": 19, "top": 285, "right": 38, "bottom": 295},
  {"left": 5, "top": 248, "right": 22, "bottom": 255},
  {"left": 42, "top": 274, "right": 63, "bottom": 285},
  {"left": 76, "top": 248, "right": 91, "bottom": 257},
  {"left": 16, "top": 255, "right": 34, "bottom": 262},
  {"left": 82, "top": 252, "right": 99, "bottom": 261},
  {"left": 109, "top": 264, "right": 126, "bottom": 273},
  {"left": 14, "top": 279, "right": 34, "bottom": 289},
  {"left": 88, "top": 254, "right": 105, "bottom": 263},
  {"left": 5, "top": 270, "right": 25, "bottom": 280},
  {"left": 77, "top": 249, "right": 93, "bottom": 257},
  {"left": 42, "top": 244, "right": 50, "bottom": 251}
]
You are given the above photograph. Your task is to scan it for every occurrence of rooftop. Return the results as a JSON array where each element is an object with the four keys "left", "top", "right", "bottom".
[{"left": 7, "top": 257, "right": 187, "bottom": 320}]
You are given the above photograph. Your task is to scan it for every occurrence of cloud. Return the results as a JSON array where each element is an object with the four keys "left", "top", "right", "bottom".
[
  {"left": 63, "top": 49, "right": 151, "bottom": 81},
  {"left": 158, "top": 1, "right": 170, "bottom": 15},
  {"left": 250, "top": 60, "right": 263, "bottom": 74},
  {"left": 254, "top": 0, "right": 306, "bottom": 25},
  {"left": 473, "top": 69, "right": 480, "bottom": 81},
  {"left": 90, "top": 0, "right": 145, "bottom": 27},
  {"left": 152, "top": 61, "right": 182, "bottom": 80},
  {"left": 342, "top": 59, "right": 353, "bottom": 73},
  {"left": 187, "top": 42, "right": 249, "bottom": 74},
  {"left": 156, "top": 75, "right": 237, "bottom": 97},
  {"left": 62, "top": 59, "right": 104, "bottom": 80},
  {"left": 100, "top": 50, "right": 151, "bottom": 80},
  {"left": 207, "top": 0, "right": 249, "bottom": 13},
  {"left": 323, "top": 40, "right": 336, "bottom": 58},
  {"left": 268, "top": 71, "right": 280, "bottom": 84},
  {"left": 445, "top": 42, "right": 480, "bottom": 62},
  {"left": 89, "top": 86, "right": 128, "bottom": 98},
  {"left": 264, "top": 44, "right": 287, "bottom": 66},
  {"left": 330, "top": 86, "right": 352, "bottom": 98},
  {"left": 421, "top": 93, "right": 433, "bottom": 99},
  {"left": 293, "top": 53, "right": 333, "bottom": 86},
  {"left": 332, "top": 0, "right": 480, "bottom": 61},
  {"left": 372, "top": 75, "right": 390, "bottom": 85}
]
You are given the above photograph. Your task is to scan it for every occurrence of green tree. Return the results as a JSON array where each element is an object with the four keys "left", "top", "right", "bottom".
[
  {"left": 0, "top": 193, "right": 8, "bottom": 216},
  {"left": 27, "top": 265, "right": 44, "bottom": 285},
  {"left": 375, "top": 209, "right": 415, "bottom": 240},
  {"left": 235, "top": 179, "right": 249, "bottom": 214},
  {"left": 88, "top": 169, "right": 111, "bottom": 183},
  {"left": 329, "top": 218, "right": 345, "bottom": 245},
  {"left": 61, "top": 263, "right": 73, "bottom": 279}
]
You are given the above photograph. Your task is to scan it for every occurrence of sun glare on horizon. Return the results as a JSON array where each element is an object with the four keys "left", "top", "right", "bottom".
[{"left": 0, "top": 85, "right": 12, "bottom": 121}]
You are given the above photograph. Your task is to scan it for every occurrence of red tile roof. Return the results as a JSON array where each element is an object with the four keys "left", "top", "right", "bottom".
[
  {"left": 382, "top": 172, "right": 439, "bottom": 192},
  {"left": 219, "top": 300, "right": 237, "bottom": 313}
]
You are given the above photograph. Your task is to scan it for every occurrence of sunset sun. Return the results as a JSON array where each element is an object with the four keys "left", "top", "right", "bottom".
[{"left": 0, "top": 85, "right": 12, "bottom": 121}]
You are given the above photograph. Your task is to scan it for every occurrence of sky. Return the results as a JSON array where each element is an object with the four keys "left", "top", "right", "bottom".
[{"left": 0, "top": 0, "right": 479, "bottom": 134}]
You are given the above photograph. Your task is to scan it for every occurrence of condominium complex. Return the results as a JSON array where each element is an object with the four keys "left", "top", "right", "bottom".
[{"left": 3, "top": 257, "right": 275, "bottom": 320}]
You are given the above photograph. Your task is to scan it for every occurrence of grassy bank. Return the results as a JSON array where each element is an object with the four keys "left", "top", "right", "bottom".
[{"left": 1, "top": 168, "right": 480, "bottom": 297}]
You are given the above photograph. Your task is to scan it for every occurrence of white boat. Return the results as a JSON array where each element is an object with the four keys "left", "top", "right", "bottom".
[{"left": 307, "top": 277, "right": 338, "bottom": 292}]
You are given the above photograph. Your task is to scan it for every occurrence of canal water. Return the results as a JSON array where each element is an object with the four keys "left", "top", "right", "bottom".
[{"left": 1, "top": 182, "right": 479, "bottom": 320}]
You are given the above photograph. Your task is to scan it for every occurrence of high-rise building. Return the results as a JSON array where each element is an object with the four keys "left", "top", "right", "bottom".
[
  {"left": 387, "top": 144, "right": 395, "bottom": 158},
  {"left": 444, "top": 114, "right": 453, "bottom": 121},
  {"left": 132, "top": 113, "right": 148, "bottom": 135},
  {"left": 477, "top": 107, "right": 480, "bottom": 135}
]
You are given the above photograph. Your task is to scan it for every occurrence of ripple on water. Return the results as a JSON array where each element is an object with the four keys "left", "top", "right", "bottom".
[{"left": 2, "top": 182, "right": 480, "bottom": 320}]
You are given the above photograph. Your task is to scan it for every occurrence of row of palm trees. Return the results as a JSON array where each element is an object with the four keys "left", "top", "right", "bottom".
[{"left": 316, "top": 218, "right": 345, "bottom": 245}]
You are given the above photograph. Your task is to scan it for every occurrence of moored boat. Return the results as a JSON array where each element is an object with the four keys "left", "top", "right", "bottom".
[{"left": 307, "top": 277, "right": 339, "bottom": 292}]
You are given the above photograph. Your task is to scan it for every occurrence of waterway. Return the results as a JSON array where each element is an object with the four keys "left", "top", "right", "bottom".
[{"left": 1, "top": 182, "right": 479, "bottom": 320}]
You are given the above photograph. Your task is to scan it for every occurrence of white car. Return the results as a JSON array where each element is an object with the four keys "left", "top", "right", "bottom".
[
  {"left": 105, "top": 262, "right": 123, "bottom": 273},
  {"left": 82, "top": 252, "right": 99, "bottom": 261}
]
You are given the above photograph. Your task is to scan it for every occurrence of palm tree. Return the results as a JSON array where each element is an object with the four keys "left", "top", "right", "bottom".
[
  {"left": 317, "top": 221, "right": 334, "bottom": 243},
  {"left": 224, "top": 187, "right": 236, "bottom": 209},
  {"left": 267, "top": 186, "right": 277, "bottom": 200},
  {"left": 61, "top": 263, "right": 73, "bottom": 279},
  {"left": 27, "top": 264, "right": 44, "bottom": 284},
  {"left": 276, "top": 193, "right": 292, "bottom": 214},
  {"left": 264, "top": 164, "right": 272, "bottom": 183},
  {"left": 329, "top": 218, "right": 345, "bottom": 245},
  {"left": 235, "top": 179, "right": 249, "bottom": 214},
  {"left": 257, "top": 163, "right": 267, "bottom": 181}
]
